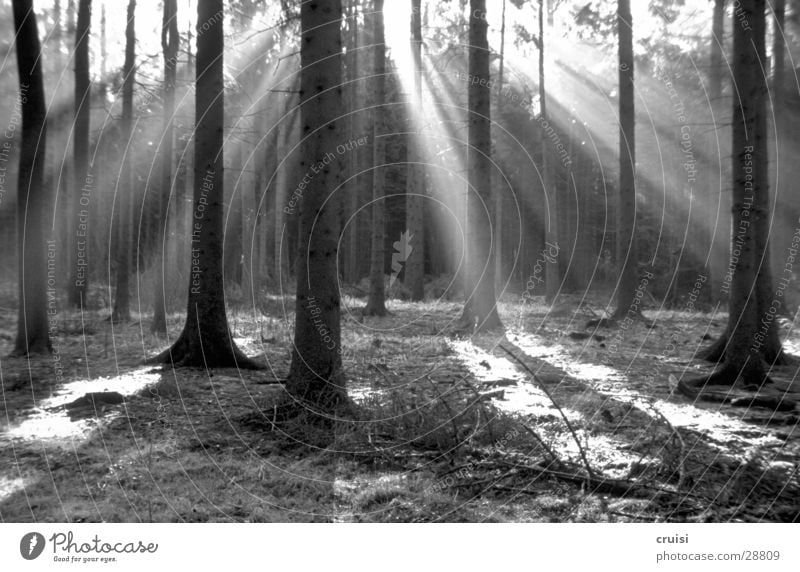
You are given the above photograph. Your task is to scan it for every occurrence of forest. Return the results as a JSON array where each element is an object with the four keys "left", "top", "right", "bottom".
[{"left": 0, "top": 0, "right": 799, "bottom": 524}]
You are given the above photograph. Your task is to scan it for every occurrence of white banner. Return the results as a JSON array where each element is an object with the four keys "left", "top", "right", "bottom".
[{"left": 1, "top": 524, "right": 798, "bottom": 571}]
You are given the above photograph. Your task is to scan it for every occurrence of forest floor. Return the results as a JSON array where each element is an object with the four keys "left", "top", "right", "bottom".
[{"left": 1, "top": 288, "right": 799, "bottom": 522}]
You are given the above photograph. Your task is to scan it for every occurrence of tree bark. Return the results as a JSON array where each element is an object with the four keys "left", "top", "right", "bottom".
[
  {"left": 364, "top": 0, "right": 388, "bottom": 316},
  {"left": 286, "top": 0, "right": 348, "bottom": 410},
  {"left": 612, "top": 0, "right": 639, "bottom": 321},
  {"left": 494, "top": 0, "right": 507, "bottom": 293},
  {"left": 690, "top": 0, "right": 787, "bottom": 388},
  {"left": 710, "top": 0, "right": 725, "bottom": 102},
  {"left": 11, "top": 0, "right": 51, "bottom": 356},
  {"left": 460, "top": 0, "right": 503, "bottom": 332},
  {"left": 149, "top": 0, "right": 258, "bottom": 369},
  {"left": 772, "top": 0, "right": 785, "bottom": 115},
  {"left": 540, "top": 0, "right": 559, "bottom": 304},
  {"left": 69, "top": 0, "right": 92, "bottom": 308},
  {"left": 111, "top": 0, "right": 136, "bottom": 323},
  {"left": 151, "top": 0, "right": 178, "bottom": 335},
  {"left": 405, "top": 0, "right": 425, "bottom": 301}
]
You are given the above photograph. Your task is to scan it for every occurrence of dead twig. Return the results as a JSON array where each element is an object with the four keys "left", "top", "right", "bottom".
[{"left": 499, "top": 345, "right": 596, "bottom": 482}]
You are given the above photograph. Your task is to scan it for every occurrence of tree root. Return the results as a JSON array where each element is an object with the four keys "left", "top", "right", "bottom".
[
  {"left": 146, "top": 334, "right": 264, "bottom": 370},
  {"left": 674, "top": 367, "right": 797, "bottom": 413}
]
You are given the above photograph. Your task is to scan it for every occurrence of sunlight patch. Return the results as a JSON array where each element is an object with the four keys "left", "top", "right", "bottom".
[
  {"left": 508, "top": 331, "right": 787, "bottom": 452},
  {"left": 0, "top": 475, "right": 29, "bottom": 503},
  {"left": 3, "top": 368, "right": 160, "bottom": 445}
]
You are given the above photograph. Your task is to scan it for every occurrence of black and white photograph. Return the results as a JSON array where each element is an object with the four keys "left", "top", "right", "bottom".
[{"left": 0, "top": 0, "right": 798, "bottom": 567}]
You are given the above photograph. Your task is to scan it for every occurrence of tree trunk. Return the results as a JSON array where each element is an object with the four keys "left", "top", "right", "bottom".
[
  {"left": 344, "top": 0, "right": 360, "bottom": 284},
  {"left": 460, "top": 0, "right": 503, "bottom": 332},
  {"left": 11, "top": 0, "right": 51, "bottom": 356},
  {"left": 405, "top": 0, "right": 425, "bottom": 301},
  {"left": 286, "top": 0, "right": 348, "bottom": 410},
  {"left": 112, "top": 0, "right": 136, "bottom": 323},
  {"left": 69, "top": 0, "right": 92, "bottom": 308},
  {"left": 710, "top": 0, "right": 725, "bottom": 102},
  {"left": 691, "top": 0, "right": 787, "bottom": 387},
  {"left": 99, "top": 1, "right": 107, "bottom": 98},
  {"left": 364, "top": 0, "right": 388, "bottom": 316},
  {"left": 772, "top": 0, "right": 785, "bottom": 108},
  {"left": 494, "top": 0, "right": 507, "bottom": 293},
  {"left": 151, "top": 0, "right": 178, "bottom": 335},
  {"left": 149, "top": 0, "right": 258, "bottom": 369},
  {"left": 612, "top": 0, "right": 639, "bottom": 321},
  {"left": 540, "top": 0, "right": 559, "bottom": 304}
]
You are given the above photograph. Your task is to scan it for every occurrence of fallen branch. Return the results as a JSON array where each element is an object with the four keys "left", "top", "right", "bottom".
[{"left": 499, "top": 344, "right": 595, "bottom": 482}]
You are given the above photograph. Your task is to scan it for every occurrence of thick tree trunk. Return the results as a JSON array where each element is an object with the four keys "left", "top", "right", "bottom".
[
  {"left": 364, "top": 0, "right": 387, "bottom": 316},
  {"left": 286, "top": 0, "right": 348, "bottom": 410},
  {"left": 405, "top": 0, "right": 425, "bottom": 301},
  {"left": 69, "top": 0, "right": 91, "bottom": 309},
  {"left": 11, "top": 0, "right": 51, "bottom": 356},
  {"left": 112, "top": 0, "right": 136, "bottom": 323},
  {"left": 460, "top": 0, "right": 503, "bottom": 332},
  {"left": 540, "top": 0, "right": 559, "bottom": 304},
  {"left": 151, "top": 0, "right": 178, "bottom": 335},
  {"left": 149, "top": 0, "right": 258, "bottom": 369},
  {"left": 690, "top": 0, "right": 787, "bottom": 387},
  {"left": 612, "top": 0, "right": 639, "bottom": 321}
]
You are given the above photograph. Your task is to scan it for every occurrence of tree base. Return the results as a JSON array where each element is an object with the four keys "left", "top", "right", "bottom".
[
  {"left": 697, "top": 334, "right": 794, "bottom": 366},
  {"left": 675, "top": 364, "right": 798, "bottom": 412},
  {"left": 362, "top": 305, "right": 389, "bottom": 317},
  {"left": 146, "top": 329, "right": 263, "bottom": 369},
  {"left": 150, "top": 314, "right": 167, "bottom": 336},
  {"left": 9, "top": 337, "right": 51, "bottom": 358}
]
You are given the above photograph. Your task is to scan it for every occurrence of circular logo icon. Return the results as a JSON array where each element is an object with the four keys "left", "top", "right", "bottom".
[{"left": 20, "top": 532, "right": 45, "bottom": 560}]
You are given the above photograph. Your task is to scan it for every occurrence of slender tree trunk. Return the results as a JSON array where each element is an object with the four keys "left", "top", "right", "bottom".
[
  {"left": 691, "top": 0, "right": 787, "bottom": 386},
  {"left": 364, "top": 0, "right": 388, "bottom": 316},
  {"left": 345, "top": 0, "right": 360, "bottom": 284},
  {"left": 99, "top": 1, "right": 107, "bottom": 98},
  {"left": 112, "top": 0, "right": 135, "bottom": 323},
  {"left": 405, "top": 0, "right": 425, "bottom": 300},
  {"left": 540, "top": 0, "right": 559, "bottom": 304},
  {"left": 710, "top": 0, "right": 725, "bottom": 102},
  {"left": 149, "top": 0, "right": 258, "bottom": 369},
  {"left": 460, "top": 0, "right": 503, "bottom": 332},
  {"left": 11, "top": 0, "right": 51, "bottom": 356},
  {"left": 287, "top": 0, "right": 348, "bottom": 410},
  {"left": 612, "top": 0, "right": 639, "bottom": 321},
  {"left": 772, "top": 0, "right": 785, "bottom": 111},
  {"left": 151, "top": 0, "right": 178, "bottom": 335},
  {"left": 69, "top": 0, "right": 92, "bottom": 308},
  {"left": 494, "top": 0, "right": 507, "bottom": 293}
]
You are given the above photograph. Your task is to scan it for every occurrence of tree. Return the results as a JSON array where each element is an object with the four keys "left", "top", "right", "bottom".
[
  {"left": 539, "top": 0, "right": 559, "bottom": 304},
  {"left": 149, "top": 0, "right": 259, "bottom": 369},
  {"left": 687, "top": 0, "right": 788, "bottom": 389},
  {"left": 151, "top": 0, "right": 179, "bottom": 335},
  {"left": 709, "top": 0, "right": 725, "bottom": 102},
  {"left": 772, "top": 0, "right": 785, "bottom": 111},
  {"left": 111, "top": 0, "right": 136, "bottom": 323},
  {"left": 286, "top": 0, "right": 348, "bottom": 410},
  {"left": 494, "top": 0, "right": 507, "bottom": 293},
  {"left": 364, "top": 0, "right": 388, "bottom": 316},
  {"left": 404, "top": 0, "right": 425, "bottom": 301},
  {"left": 11, "top": 0, "right": 51, "bottom": 356},
  {"left": 69, "top": 0, "right": 91, "bottom": 309},
  {"left": 611, "top": 0, "right": 639, "bottom": 321},
  {"left": 460, "top": 0, "right": 503, "bottom": 332}
]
